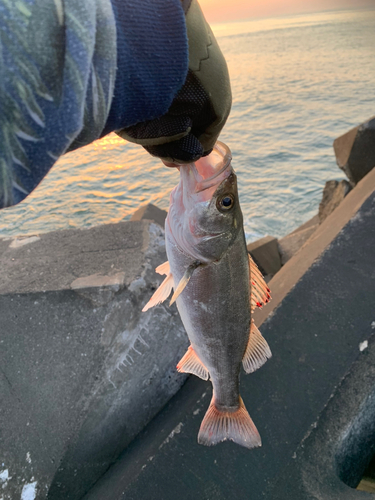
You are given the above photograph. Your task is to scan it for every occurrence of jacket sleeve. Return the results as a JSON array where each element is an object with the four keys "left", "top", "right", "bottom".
[{"left": 0, "top": 0, "right": 188, "bottom": 208}]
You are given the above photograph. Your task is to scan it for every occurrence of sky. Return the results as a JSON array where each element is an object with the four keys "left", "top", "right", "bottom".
[{"left": 199, "top": 0, "right": 375, "bottom": 23}]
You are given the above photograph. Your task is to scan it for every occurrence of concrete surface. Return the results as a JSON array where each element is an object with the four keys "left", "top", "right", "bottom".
[
  {"left": 83, "top": 169, "right": 375, "bottom": 500},
  {"left": 319, "top": 179, "right": 351, "bottom": 223},
  {"left": 278, "top": 223, "right": 318, "bottom": 265},
  {"left": 0, "top": 221, "right": 188, "bottom": 500},
  {"left": 267, "top": 333, "right": 375, "bottom": 499},
  {"left": 130, "top": 203, "right": 167, "bottom": 228},
  {"left": 247, "top": 235, "right": 281, "bottom": 276},
  {"left": 334, "top": 116, "right": 375, "bottom": 185}
]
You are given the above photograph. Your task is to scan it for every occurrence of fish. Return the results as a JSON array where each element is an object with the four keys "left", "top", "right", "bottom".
[{"left": 143, "top": 142, "right": 271, "bottom": 448}]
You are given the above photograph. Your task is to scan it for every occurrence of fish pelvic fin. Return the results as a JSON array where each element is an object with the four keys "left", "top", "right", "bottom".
[
  {"left": 243, "top": 320, "right": 272, "bottom": 374},
  {"left": 142, "top": 273, "right": 174, "bottom": 312},
  {"left": 198, "top": 396, "right": 261, "bottom": 449},
  {"left": 177, "top": 346, "right": 209, "bottom": 381},
  {"left": 155, "top": 260, "right": 170, "bottom": 276},
  {"left": 248, "top": 254, "right": 271, "bottom": 312},
  {"left": 170, "top": 261, "right": 201, "bottom": 306}
]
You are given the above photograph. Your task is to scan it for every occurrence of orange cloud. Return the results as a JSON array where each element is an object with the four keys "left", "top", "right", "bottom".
[{"left": 199, "top": 0, "right": 375, "bottom": 23}]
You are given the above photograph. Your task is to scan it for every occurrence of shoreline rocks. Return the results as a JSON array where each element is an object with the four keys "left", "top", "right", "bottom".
[
  {"left": 319, "top": 180, "right": 352, "bottom": 223},
  {"left": 333, "top": 116, "right": 375, "bottom": 185},
  {"left": 247, "top": 235, "right": 281, "bottom": 280},
  {"left": 248, "top": 117, "right": 374, "bottom": 277}
]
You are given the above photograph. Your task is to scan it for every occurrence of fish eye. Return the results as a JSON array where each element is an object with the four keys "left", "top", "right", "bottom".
[{"left": 218, "top": 194, "right": 235, "bottom": 211}]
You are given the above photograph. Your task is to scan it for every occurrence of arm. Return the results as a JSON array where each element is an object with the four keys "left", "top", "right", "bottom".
[
  {"left": 0, "top": 0, "right": 188, "bottom": 208},
  {"left": 0, "top": 0, "right": 230, "bottom": 209}
]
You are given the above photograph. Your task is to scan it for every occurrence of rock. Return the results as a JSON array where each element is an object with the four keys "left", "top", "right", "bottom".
[
  {"left": 319, "top": 180, "right": 352, "bottom": 223},
  {"left": 247, "top": 235, "right": 281, "bottom": 276},
  {"left": 279, "top": 179, "right": 352, "bottom": 264},
  {"left": 278, "top": 223, "right": 318, "bottom": 265},
  {"left": 333, "top": 116, "right": 375, "bottom": 185},
  {"left": 130, "top": 203, "right": 167, "bottom": 227},
  {"left": 0, "top": 221, "right": 188, "bottom": 500}
]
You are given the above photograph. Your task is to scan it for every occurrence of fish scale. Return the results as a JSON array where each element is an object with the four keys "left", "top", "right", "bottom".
[{"left": 166, "top": 228, "right": 250, "bottom": 410}]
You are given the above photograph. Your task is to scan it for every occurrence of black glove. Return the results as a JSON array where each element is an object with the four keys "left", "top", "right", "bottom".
[{"left": 117, "top": 0, "right": 232, "bottom": 164}]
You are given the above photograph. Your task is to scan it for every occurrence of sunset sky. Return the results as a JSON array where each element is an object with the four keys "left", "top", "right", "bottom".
[{"left": 199, "top": 0, "right": 375, "bottom": 23}]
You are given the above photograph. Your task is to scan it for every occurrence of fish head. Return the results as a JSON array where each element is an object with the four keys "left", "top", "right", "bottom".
[{"left": 167, "top": 142, "right": 244, "bottom": 263}]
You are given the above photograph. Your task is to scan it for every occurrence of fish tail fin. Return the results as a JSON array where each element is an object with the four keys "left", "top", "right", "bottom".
[{"left": 198, "top": 396, "right": 261, "bottom": 449}]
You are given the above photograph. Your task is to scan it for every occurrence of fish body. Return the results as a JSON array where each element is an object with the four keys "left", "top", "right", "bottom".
[{"left": 143, "top": 142, "right": 271, "bottom": 448}]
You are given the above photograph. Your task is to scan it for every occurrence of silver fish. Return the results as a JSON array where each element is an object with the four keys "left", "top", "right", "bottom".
[{"left": 143, "top": 142, "right": 271, "bottom": 448}]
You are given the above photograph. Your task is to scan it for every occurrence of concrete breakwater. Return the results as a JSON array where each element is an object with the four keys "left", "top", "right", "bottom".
[
  {"left": 0, "top": 221, "right": 188, "bottom": 500},
  {"left": 0, "top": 116, "right": 374, "bottom": 499}
]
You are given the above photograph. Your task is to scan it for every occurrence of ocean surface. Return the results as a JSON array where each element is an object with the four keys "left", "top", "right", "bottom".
[{"left": 1, "top": 7, "right": 375, "bottom": 242}]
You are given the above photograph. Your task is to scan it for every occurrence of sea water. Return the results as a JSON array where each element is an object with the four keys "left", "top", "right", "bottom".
[{"left": 1, "top": 7, "right": 374, "bottom": 242}]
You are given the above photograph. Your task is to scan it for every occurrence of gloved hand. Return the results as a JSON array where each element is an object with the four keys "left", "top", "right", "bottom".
[{"left": 117, "top": 0, "right": 232, "bottom": 164}]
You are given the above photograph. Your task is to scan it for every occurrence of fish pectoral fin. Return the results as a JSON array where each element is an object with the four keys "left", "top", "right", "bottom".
[
  {"left": 198, "top": 396, "right": 261, "bottom": 449},
  {"left": 177, "top": 346, "right": 209, "bottom": 381},
  {"left": 242, "top": 320, "right": 272, "bottom": 374},
  {"left": 248, "top": 254, "right": 271, "bottom": 312},
  {"left": 142, "top": 273, "right": 174, "bottom": 312},
  {"left": 155, "top": 260, "right": 170, "bottom": 276},
  {"left": 169, "top": 261, "right": 201, "bottom": 306}
]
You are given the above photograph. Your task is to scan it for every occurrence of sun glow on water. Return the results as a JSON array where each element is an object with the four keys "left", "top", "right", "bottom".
[{"left": 210, "top": 9, "right": 356, "bottom": 37}]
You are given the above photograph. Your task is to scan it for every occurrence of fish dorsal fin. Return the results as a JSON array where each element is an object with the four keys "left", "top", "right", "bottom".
[
  {"left": 177, "top": 346, "right": 209, "bottom": 381},
  {"left": 242, "top": 320, "right": 272, "bottom": 374},
  {"left": 170, "top": 261, "right": 201, "bottom": 306},
  {"left": 248, "top": 254, "right": 271, "bottom": 312},
  {"left": 155, "top": 261, "right": 170, "bottom": 276},
  {"left": 142, "top": 273, "right": 174, "bottom": 312}
]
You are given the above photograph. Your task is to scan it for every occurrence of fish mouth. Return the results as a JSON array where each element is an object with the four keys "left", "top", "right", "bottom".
[
  {"left": 191, "top": 142, "right": 232, "bottom": 194},
  {"left": 167, "top": 141, "right": 236, "bottom": 263}
]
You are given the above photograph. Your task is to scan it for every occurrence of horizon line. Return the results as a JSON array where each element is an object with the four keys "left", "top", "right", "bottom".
[{"left": 209, "top": 4, "right": 375, "bottom": 28}]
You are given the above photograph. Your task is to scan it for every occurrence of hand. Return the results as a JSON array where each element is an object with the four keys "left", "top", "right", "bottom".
[{"left": 117, "top": 0, "right": 232, "bottom": 164}]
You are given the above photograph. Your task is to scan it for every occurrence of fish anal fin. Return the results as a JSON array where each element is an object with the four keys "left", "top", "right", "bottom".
[
  {"left": 170, "top": 261, "right": 201, "bottom": 306},
  {"left": 155, "top": 261, "right": 170, "bottom": 276},
  {"left": 142, "top": 273, "right": 173, "bottom": 312},
  {"left": 248, "top": 254, "right": 271, "bottom": 311},
  {"left": 242, "top": 320, "right": 272, "bottom": 374},
  {"left": 198, "top": 396, "right": 261, "bottom": 449},
  {"left": 177, "top": 346, "right": 209, "bottom": 381}
]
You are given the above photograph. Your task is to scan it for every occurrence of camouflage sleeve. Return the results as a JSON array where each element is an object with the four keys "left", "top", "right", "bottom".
[{"left": 0, "top": 0, "right": 188, "bottom": 208}]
